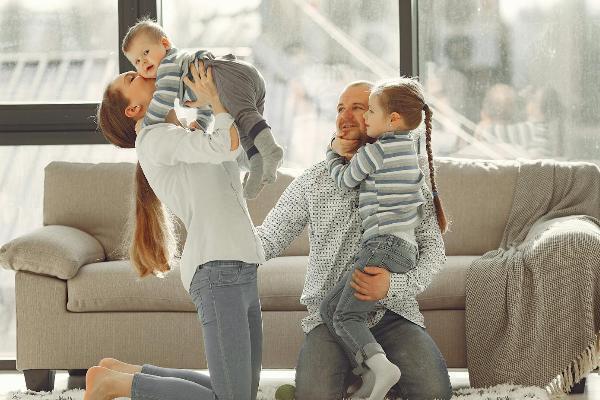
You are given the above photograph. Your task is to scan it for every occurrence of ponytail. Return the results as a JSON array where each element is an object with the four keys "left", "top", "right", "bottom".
[
  {"left": 423, "top": 104, "right": 448, "bottom": 234},
  {"left": 97, "top": 84, "right": 178, "bottom": 277},
  {"left": 129, "top": 163, "right": 178, "bottom": 277}
]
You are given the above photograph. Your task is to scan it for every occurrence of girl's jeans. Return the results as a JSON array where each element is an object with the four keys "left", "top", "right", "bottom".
[
  {"left": 320, "top": 234, "right": 417, "bottom": 373},
  {"left": 131, "top": 260, "right": 262, "bottom": 400}
]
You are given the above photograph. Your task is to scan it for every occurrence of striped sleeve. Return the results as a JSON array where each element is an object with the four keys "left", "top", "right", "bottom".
[
  {"left": 141, "top": 53, "right": 181, "bottom": 128},
  {"left": 326, "top": 143, "right": 383, "bottom": 189}
]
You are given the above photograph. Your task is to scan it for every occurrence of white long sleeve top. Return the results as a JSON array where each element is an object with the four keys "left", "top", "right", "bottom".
[{"left": 135, "top": 113, "right": 265, "bottom": 292}]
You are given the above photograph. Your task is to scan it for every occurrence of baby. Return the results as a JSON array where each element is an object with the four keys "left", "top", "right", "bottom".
[{"left": 122, "top": 19, "right": 283, "bottom": 198}]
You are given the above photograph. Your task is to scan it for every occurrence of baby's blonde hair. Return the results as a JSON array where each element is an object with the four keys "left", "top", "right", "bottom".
[{"left": 122, "top": 18, "right": 168, "bottom": 53}]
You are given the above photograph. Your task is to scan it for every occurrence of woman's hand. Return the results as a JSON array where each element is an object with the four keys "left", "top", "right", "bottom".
[{"left": 182, "top": 61, "right": 227, "bottom": 114}]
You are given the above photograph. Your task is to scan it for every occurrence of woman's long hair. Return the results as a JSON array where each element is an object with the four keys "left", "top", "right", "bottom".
[
  {"left": 97, "top": 83, "right": 177, "bottom": 277},
  {"left": 372, "top": 77, "right": 448, "bottom": 233}
]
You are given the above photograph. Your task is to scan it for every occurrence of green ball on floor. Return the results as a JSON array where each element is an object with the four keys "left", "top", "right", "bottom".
[{"left": 275, "top": 384, "right": 296, "bottom": 400}]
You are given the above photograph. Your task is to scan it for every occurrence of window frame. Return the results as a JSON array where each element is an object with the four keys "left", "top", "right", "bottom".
[{"left": 0, "top": 0, "right": 160, "bottom": 146}]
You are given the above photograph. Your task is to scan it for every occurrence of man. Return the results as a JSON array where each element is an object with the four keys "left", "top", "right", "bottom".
[{"left": 256, "top": 81, "right": 452, "bottom": 400}]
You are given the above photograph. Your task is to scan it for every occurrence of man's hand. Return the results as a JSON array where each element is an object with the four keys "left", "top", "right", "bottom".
[{"left": 350, "top": 266, "right": 391, "bottom": 301}]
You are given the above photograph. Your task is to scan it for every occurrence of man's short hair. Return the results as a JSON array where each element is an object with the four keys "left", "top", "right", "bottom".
[{"left": 343, "top": 80, "right": 374, "bottom": 92}]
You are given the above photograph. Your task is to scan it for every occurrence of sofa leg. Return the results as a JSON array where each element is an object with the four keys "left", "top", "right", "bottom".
[
  {"left": 23, "top": 369, "right": 55, "bottom": 392},
  {"left": 67, "top": 369, "right": 88, "bottom": 390},
  {"left": 569, "top": 377, "right": 586, "bottom": 395},
  {"left": 68, "top": 369, "right": 87, "bottom": 376}
]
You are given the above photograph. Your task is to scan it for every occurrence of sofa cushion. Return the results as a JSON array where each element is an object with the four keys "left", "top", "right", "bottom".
[
  {"left": 416, "top": 255, "right": 479, "bottom": 310},
  {"left": 434, "top": 158, "right": 518, "bottom": 255},
  {"left": 0, "top": 225, "right": 105, "bottom": 280},
  {"left": 67, "top": 260, "right": 195, "bottom": 312},
  {"left": 67, "top": 256, "right": 309, "bottom": 313},
  {"left": 44, "top": 162, "right": 136, "bottom": 261},
  {"left": 44, "top": 162, "right": 309, "bottom": 261},
  {"left": 68, "top": 255, "right": 475, "bottom": 313}
]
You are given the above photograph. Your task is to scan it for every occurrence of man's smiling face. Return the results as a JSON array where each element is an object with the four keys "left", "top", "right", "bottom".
[{"left": 335, "top": 84, "right": 371, "bottom": 141}]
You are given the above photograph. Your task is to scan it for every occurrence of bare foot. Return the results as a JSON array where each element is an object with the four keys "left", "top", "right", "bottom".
[
  {"left": 84, "top": 366, "right": 133, "bottom": 400},
  {"left": 99, "top": 357, "right": 142, "bottom": 374},
  {"left": 84, "top": 366, "right": 112, "bottom": 400}
]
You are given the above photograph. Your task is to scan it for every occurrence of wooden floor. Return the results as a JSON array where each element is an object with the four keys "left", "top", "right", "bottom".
[{"left": 0, "top": 369, "right": 598, "bottom": 398}]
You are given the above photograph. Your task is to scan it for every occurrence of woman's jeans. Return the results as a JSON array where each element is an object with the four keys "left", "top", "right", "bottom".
[
  {"left": 130, "top": 260, "right": 262, "bottom": 400},
  {"left": 320, "top": 234, "right": 417, "bottom": 373}
]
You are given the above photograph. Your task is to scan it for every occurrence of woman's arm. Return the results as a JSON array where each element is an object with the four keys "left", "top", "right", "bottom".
[{"left": 137, "top": 113, "right": 239, "bottom": 166}]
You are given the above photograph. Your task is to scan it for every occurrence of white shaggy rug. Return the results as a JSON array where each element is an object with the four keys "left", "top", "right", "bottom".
[{"left": 5, "top": 383, "right": 552, "bottom": 400}]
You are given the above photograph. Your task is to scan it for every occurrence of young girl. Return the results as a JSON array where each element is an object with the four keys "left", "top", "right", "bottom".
[
  {"left": 87, "top": 62, "right": 265, "bottom": 400},
  {"left": 122, "top": 18, "right": 283, "bottom": 199},
  {"left": 321, "top": 77, "right": 447, "bottom": 400}
]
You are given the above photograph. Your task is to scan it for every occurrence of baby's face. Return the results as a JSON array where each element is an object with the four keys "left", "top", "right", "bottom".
[{"left": 125, "top": 34, "right": 170, "bottom": 79}]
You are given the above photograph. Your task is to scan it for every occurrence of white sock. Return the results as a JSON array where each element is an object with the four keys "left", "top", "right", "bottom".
[
  {"left": 243, "top": 153, "right": 265, "bottom": 199},
  {"left": 364, "top": 353, "right": 401, "bottom": 400},
  {"left": 254, "top": 129, "right": 283, "bottom": 184}
]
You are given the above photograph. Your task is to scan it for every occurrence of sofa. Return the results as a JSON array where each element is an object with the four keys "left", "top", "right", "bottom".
[{"left": 0, "top": 157, "right": 592, "bottom": 392}]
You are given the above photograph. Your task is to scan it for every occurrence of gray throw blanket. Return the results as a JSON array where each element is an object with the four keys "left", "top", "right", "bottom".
[{"left": 465, "top": 159, "right": 600, "bottom": 395}]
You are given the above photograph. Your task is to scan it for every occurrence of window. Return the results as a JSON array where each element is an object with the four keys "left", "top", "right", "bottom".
[
  {"left": 0, "top": 0, "right": 119, "bottom": 103},
  {"left": 0, "top": 0, "right": 156, "bottom": 363},
  {"left": 163, "top": 0, "right": 401, "bottom": 168},
  {"left": 418, "top": 0, "right": 600, "bottom": 162}
]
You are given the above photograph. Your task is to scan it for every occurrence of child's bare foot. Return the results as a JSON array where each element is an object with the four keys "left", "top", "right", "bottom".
[
  {"left": 98, "top": 357, "right": 142, "bottom": 374},
  {"left": 84, "top": 366, "right": 133, "bottom": 400}
]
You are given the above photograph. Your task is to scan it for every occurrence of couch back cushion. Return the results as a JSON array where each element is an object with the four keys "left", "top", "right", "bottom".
[
  {"left": 44, "top": 162, "right": 308, "bottom": 260},
  {"left": 44, "top": 162, "right": 136, "bottom": 260},
  {"left": 434, "top": 157, "right": 519, "bottom": 255}
]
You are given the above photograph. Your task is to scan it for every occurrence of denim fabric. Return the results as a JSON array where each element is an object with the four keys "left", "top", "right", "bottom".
[
  {"left": 295, "top": 311, "right": 452, "bottom": 400},
  {"left": 131, "top": 260, "right": 262, "bottom": 400},
  {"left": 320, "top": 235, "right": 418, "bottom": 372}
]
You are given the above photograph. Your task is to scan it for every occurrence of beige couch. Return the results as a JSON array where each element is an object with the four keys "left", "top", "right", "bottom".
[{"left": 0, "top": 158, "right": 563, "bottom": 391}]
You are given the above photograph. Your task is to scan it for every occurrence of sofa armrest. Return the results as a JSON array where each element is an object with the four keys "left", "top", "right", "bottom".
[
  {"left": 0, "top": 225, "right": 105, "bottom": 279},
  {"left": 521, "top": 215, "right": 600, "bottom": 247}
]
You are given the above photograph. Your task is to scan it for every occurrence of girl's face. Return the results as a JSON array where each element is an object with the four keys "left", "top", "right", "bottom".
[
  {"left": 111, "top": 71, "right": 156, "bottom": 120},
  {"left": 125, "top": 34, "right": 170, "bottom": 79},
  {"left": 364, "top": 94, "right": 391, "bottom": 138}
]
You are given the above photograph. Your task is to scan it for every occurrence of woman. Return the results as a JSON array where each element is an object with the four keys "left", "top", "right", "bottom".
[{"left": 87, "top": 62, "right": 265, "bottom": 400}]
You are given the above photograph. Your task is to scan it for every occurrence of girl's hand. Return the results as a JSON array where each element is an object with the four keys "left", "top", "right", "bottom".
[
  {"left": 182, "top": 61, "right": 227, "bottom": 114},
  {"left": 332, "top": 135, "right": 361, "bottom": 159}
]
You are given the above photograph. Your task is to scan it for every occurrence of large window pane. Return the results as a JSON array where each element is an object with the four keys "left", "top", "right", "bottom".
[
  {"left": 163, "top": 0, "right": 400, "bottom": 169},
  {"left": 0, "top": 0, "right": 118, "bottom": 103},
  {"left": 0, "top": 145, "right": 137, "bottom": 358},
  {"left": 418, "top": 0, "right": 600, "bottom": 163}
]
